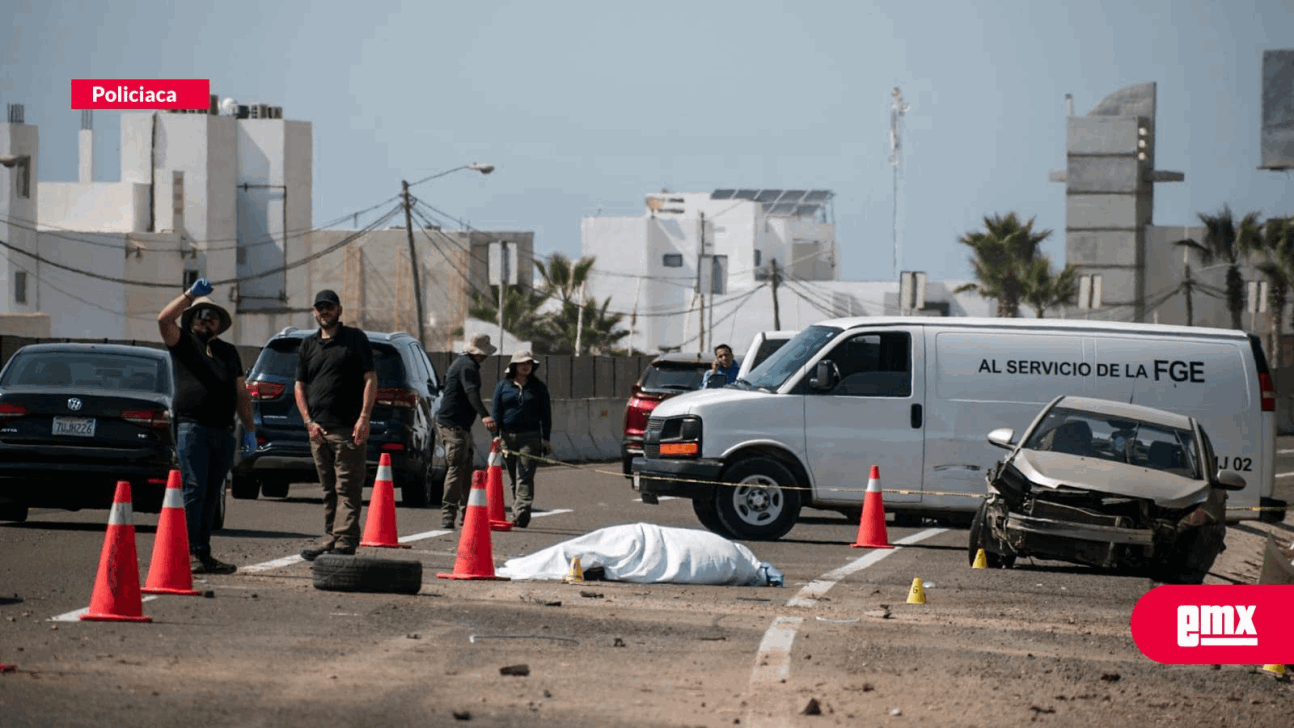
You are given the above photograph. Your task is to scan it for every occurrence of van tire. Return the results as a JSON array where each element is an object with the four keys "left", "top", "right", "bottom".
[
  {"left": 715, "top": 457, "right": 802, "bottom": 541},
  {"left": 691, "top": 493, "right": 731, "bottom": 537}
]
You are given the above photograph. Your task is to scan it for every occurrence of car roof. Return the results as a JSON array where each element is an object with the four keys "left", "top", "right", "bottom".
[
  {"left": 651, "top": 352, "right": 710, "bottom": 365},
  {"left": 268, "top": 327, "right": 416, "bottom": 344},
  {"left": 1055, "top": 395, "right": 1195, "bottom": 429},
  {"left": 15, "top": 342, "right": 169, "bottom": 359}
]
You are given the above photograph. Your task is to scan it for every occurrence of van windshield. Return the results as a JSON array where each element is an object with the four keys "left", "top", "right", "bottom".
[{"left": 742, "top": 325, "right": 841, "bottom": 391}]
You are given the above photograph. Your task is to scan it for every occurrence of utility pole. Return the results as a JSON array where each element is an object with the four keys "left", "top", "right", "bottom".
[
  {"left": 497, "top": 240, "right": 509, "bottom": 354},
  {"left": 401, "top": 180, "right": 426, "bottom": 347},
  {"left": 574, "top": 282, "right": 586, "bottom": 355},
  {"left": 770, "top": 258, "right": 781, "bottom": 330},
  {"left": 889, "top": 87, "right": 910, "bottom": 280},
  {"left": 628, "top": 276, "right": 642, "bottom": 356},
  {"left": 697, "top": 211, "right": 706, "bottom": 353}
]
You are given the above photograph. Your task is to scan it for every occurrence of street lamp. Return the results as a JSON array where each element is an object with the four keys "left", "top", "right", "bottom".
[{"left": 402, "top": 163, "right": 495, "bottom": 348}]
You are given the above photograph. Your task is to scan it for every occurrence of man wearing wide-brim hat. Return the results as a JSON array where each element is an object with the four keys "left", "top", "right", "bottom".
[
  {"left": 158, "top": 278, "right": 256, "bottom": 575},
  {"left": 433, "top": 333, "right": 499, "bottom": 529}
]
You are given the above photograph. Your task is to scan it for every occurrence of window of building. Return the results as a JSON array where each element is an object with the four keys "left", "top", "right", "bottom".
[
  {"left": 16, "top": 158, "right": 29, "bottom": 199},
  {"left": 663, "top": 253, "right": 683, "bottom": 268},
  {"left": 754, "top": 250, "right": 762, "bottom": 267},
  {"left": 14, "top": 271, "right": 26, "bottom": 304}
]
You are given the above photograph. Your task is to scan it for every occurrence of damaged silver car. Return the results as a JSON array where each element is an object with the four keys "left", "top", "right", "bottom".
[{"left": 969, "top": 395, "right": 1245, "bottom": 584}]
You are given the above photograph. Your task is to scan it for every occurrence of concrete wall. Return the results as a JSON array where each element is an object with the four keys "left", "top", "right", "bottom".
[
  {"left": 235, "top": 118, "right": 312, "bottom": 310},
  {"left": 39, "top": 182, "right": 149, "bottom": 232},
  {"left": 0, "top": 120, "right": 40, "bottom": 316}
]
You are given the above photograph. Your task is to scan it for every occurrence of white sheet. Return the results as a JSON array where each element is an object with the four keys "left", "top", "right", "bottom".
[{"left": 496, "top": 523, "right": 783, "bottom": 586}]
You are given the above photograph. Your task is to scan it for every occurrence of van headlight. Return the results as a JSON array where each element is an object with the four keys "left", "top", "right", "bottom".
[{"left": 659, "top": 416, "right": 702, "bottom": 457}]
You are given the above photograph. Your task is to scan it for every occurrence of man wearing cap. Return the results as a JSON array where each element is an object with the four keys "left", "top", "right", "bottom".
[
  {"left": 491, "top": 350, "right": 552, "bottom": 528},
  {"left": 158, "top": 277, "right": 256, "bottom": 575},
  {"left": 434, "top": 333, "right": 499, "bottom": 529},
  {"left": 296, "top": 290, "right": 377, "bottom": 561}
]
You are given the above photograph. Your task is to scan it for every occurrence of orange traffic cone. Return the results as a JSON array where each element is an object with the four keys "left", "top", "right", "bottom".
[
  {"left": 851, "top": 465, "right": 893, "bottom": 549},
  {"left": 437, "top": 470, "right": 509, "bottom": 581},
  {"left": 485, "top": 439, "right": 513, "bottom": 532},
  {"left": 361, "top": 453, "right": 411, "bottom": 549},
  {"left": 81, "top": 481, "right": 152, "bottom": 622},
  {"left": 142, "top": 470, "right": 201, "bottom": 596}
]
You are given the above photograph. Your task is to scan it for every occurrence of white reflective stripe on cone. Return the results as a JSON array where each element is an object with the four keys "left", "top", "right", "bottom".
[
  {"left": 163, "top": 487, "right": 184, "bottom": 509},
  {"left": 467, "top": 487, "right": 488, "bottom": 508},
  {"left": 375, "top": 463, "right": 394, "bottom": 483},
  {"left": 866, "top": 478, "right": 881, "bottom": 493},
  {"left": 489, "top": 450, "right": 503, "bottom": 467},
  {"left": 107, "top": 501, "right": 133, "bottom": 526}
]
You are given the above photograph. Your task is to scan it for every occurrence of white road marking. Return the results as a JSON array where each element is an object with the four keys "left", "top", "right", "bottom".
[
  {"left": 1278, "top": 449, "right": 1294, "bottom": 455},
  {"left": 749, "top": 616, "right": 804, "bottom": 683},
  {"left": 1276, "top": 472, "right": 1294, "bottom": 479},
  {"left": 51, "top": 596, "right": 159, "bottom": 622}
]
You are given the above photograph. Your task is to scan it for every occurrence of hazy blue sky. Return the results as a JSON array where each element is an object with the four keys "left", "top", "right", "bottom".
[{"left": 3, "top": 0, "right": 1291, "bottom": 283}]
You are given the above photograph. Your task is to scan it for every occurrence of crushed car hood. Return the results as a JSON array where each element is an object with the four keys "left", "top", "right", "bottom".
[{"left": 1010, "top": 450, "right": 1210, "bottom": 510}]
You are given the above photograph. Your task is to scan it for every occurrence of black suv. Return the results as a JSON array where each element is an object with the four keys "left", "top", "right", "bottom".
[{"left": 231, "top": 328, "right": 446, "bottom": 507}]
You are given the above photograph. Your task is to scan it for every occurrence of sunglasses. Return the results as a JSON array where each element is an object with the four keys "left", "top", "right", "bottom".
[
  {"left": 195, "top": 310, "right": 220, "bottom": 323},
  {"left": 314, "top": 303, "right": 338, "bottom": 312}
]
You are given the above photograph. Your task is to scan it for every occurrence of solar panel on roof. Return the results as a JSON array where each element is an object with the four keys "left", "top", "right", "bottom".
[
  {"left": 755, "top": 190, "right": 782, "bottom": 202},
  {"left": 770, "top": 202, "right": 797, "bottom": 214},
  {"left": 794, "top": 204, "right": 818, "bottom": 217},
  {"left": 711, "top": 189, "right": 735, "bottom": 199},
  {"left": 804, "top": 190, "right": 831, "bottom": 201},
  {"left": 734, "top": 190, "right": 758, "bottom": 200},
  {"left": 780, "top": 190, "right": 808, "bottom": 202}
]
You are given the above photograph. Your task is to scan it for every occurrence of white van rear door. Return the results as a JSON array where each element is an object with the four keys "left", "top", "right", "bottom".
[{"left": 801, "top": 328, "right": 924, "bottom": 506}]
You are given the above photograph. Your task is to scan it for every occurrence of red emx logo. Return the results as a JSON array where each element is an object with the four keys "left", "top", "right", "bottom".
[{"left": 1132, "top": 585, "right": 1294, "bottom": 664}]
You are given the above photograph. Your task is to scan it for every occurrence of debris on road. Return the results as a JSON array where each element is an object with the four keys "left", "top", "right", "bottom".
[{"left": 499, "top": 664, "right": 530, "bottom": 676}]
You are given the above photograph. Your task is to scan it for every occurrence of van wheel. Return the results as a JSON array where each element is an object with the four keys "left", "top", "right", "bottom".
[
  {"left": 691, "top": 493, "right": 731, "bottom": 537},
  {"left": 715, "top": 457, "right": 802, "bottom": 541}
]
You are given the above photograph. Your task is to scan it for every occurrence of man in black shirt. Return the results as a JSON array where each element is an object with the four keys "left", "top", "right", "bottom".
[
  {"left": 295, "top": 290, "right": 377, "bottom": 561},
  {"left": 434, "top": 333, "right": 498, "bottom": 529},
  {"left": 158, "top": 278, "right": 256, "bottom": 575}
]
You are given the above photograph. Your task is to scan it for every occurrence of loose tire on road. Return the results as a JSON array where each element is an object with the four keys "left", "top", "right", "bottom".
[
  {"left": 715, "top": 457, "right": 802, "bottom": 541},
  {"left": 311, "top": 554, "right": 423, "bottom": 595}
]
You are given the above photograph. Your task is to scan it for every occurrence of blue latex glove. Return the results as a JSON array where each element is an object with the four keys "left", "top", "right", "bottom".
[
  {"left": 188, "top": 277, "right": 213, "bottom": 297},
  {"left": 241, "top": 429, "right": 257, "bottom": 455}
]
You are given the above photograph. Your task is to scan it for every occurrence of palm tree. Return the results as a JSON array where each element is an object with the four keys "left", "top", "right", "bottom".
[
  {"left": 1176, "top": 204, "right": 1262, "bottom": 329},
  {"left": 953, "top": 213, "right": 1052, "bottom": 318},
  {"left": 1252, "top": 217, "right": 1294, "bottom": 368},
  {"left": 463, "top": 284, "right": 555, "bottom": 352},
  {"left": 535, "top": 253, "right": 627, "bottom": 355},
  {"left": 1021, "top": 255, "right": 1080, "bottom": 318}
]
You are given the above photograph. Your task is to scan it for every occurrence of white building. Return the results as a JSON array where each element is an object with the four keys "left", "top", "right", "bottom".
[{"left": 581, "top": 189, "right": 993, "bottom": 355}]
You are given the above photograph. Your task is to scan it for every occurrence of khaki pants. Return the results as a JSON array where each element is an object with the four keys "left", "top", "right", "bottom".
[
  {"left": 310, "top": 432, "right": 367, "bottom": 550},
  {"left": 501, "top": 430, "right": 542, "bottom": 519},
  {"left": 436, "top": 422, "right": 475, "bottom": 525}
]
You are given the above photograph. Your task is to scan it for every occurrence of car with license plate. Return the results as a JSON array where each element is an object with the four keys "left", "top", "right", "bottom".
[
  {"left": 622, "top": 352, "right": 712, "bottom": 477},
  {"left": 971, "top": 395, "right": 1243, "bottom": 583},
  {"left": 231, "top": 327, "right": 446, "bottom": 507},
  {"left": 0, "top": 343, "right": 184, "bottom": 523}
]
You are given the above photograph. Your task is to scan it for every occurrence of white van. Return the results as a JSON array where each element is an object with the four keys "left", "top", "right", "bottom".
[
  {"left": 736, "top": 330, "right": 799, "bottom": 383},
  {"left": 631, "top": 317, "right": 1281, "bottom": 540}
]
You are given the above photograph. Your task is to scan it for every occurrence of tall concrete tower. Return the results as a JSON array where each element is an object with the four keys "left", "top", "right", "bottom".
[{"left": 1050, "top": 82, "right": 1184, "bottom": 321}]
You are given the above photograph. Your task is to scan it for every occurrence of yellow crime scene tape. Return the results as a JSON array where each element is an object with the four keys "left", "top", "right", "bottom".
[{"left": 495, "top": 442, "right": 1287, "bottom": 513}]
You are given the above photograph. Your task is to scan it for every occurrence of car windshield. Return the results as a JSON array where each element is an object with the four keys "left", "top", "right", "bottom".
[
  {"left": 1024, "top": 406, "right": 1201, "bottom": 479},
  {"left": 251, "top": 338, "right": 406, "bottom": 385},
  {"left": 2, "top": 352, "right": 169, "bottom": 393},
  {"left": 742, "top": 325, "right": 841, "bottom": 391},
  {"left": 641, "top": 363, "right": 707, "bottom": 392}
]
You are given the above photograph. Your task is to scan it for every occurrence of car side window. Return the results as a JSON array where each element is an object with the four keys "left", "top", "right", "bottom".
[
  {"left": 405, "top": 343, "right": 428, "bottom": 385},
  {"left": 819, "top": 332, "right": 911, "bottom": 397}
]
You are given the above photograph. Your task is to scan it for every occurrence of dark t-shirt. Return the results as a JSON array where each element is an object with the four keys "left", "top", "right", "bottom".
[
  {"left": 168, "top": 332, "right": 244, "bottom": 429},
  {"left": 296, "top": 325, "right": 375, "bottom": 431}
]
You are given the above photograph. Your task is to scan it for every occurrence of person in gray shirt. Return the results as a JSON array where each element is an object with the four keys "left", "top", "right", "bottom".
[{"left": 434, "top": 333, "right": 498, "bottom": 529}]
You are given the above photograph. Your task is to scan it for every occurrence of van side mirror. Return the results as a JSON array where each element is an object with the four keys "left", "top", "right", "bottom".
[
  {"left": 808, "top": 360, "right": 836, "bottom": 391},
  {"left": 987, "top": 428, "right": 1015, "bottom": 449},
  {"left": 1214, "top": 470, "right": 1246, "bottom": 491}
]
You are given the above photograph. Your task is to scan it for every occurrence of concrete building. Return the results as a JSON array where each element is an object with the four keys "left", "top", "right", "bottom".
[
  {"left": 581, "top": 189, "right": 992, "bottom": 354},
  {"left": 3, "top": 98, "right": 518, "bottom": 350}
]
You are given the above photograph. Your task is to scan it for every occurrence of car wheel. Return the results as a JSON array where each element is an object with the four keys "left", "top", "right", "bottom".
[
  {"left": 691, "top": 493, "right": 731, "bottom": 536},
  {"left": 714, "top": 457, "right": 802, "bottom": 541},
  {"left": 230, "top": 474, "right": 261, "bottom": 500},
  {"left": 968, "top": 501, "right": 1014, "bottom": 569},
  {"left": 0, "top": 500, "right": 28, "bottom": 523},
  {"left": 261, "top": 480, "right": 290, "bottom": 499},
  {"left": 401, "top": 461, "right": 439, "bottom": 508},
  {"left": 311, "top": 554, "right": 423, "bottom": 595}
]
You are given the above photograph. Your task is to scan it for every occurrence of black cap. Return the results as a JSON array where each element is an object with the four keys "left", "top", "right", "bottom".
[{"left": 313, "top": 290, "right": 341, "bottom": 308}]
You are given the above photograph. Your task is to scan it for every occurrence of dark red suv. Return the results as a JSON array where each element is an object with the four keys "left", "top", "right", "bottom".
[{"left": 622, "top": 352, "right": 711, "bottom": 476}]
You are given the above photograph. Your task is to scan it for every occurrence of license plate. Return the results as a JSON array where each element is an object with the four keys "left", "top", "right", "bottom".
[{"left": 53, "top": 417, "right": 96, "bottom": 437}]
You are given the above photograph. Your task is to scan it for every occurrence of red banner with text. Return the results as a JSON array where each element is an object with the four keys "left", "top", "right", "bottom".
[
  {"left": 71, "top": 79, "right": 210, "bottom": 110},
  {"left": 1131, "top": 585, "right": 1294, "bottom": 664}
]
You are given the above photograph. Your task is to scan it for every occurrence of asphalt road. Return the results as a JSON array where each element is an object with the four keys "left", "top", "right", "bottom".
[{"left": 2, "top": 442, "right": 1292, "bottom": 727}]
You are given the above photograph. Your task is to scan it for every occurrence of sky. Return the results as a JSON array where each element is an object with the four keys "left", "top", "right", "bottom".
[{"left": 3, "top": 0, "right": 1291, "bottom": 284}]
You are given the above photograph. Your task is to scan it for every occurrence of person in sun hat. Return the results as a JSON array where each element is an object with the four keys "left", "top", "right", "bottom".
[
  {"left": 158, "top": 277, "right": 256, "bottom": 575},
  {"left": 490, "top": 350, "right": 552, "bottom": 528},
  {"left": 434, "top": 333, "right": 499, "bottom": 529}
]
